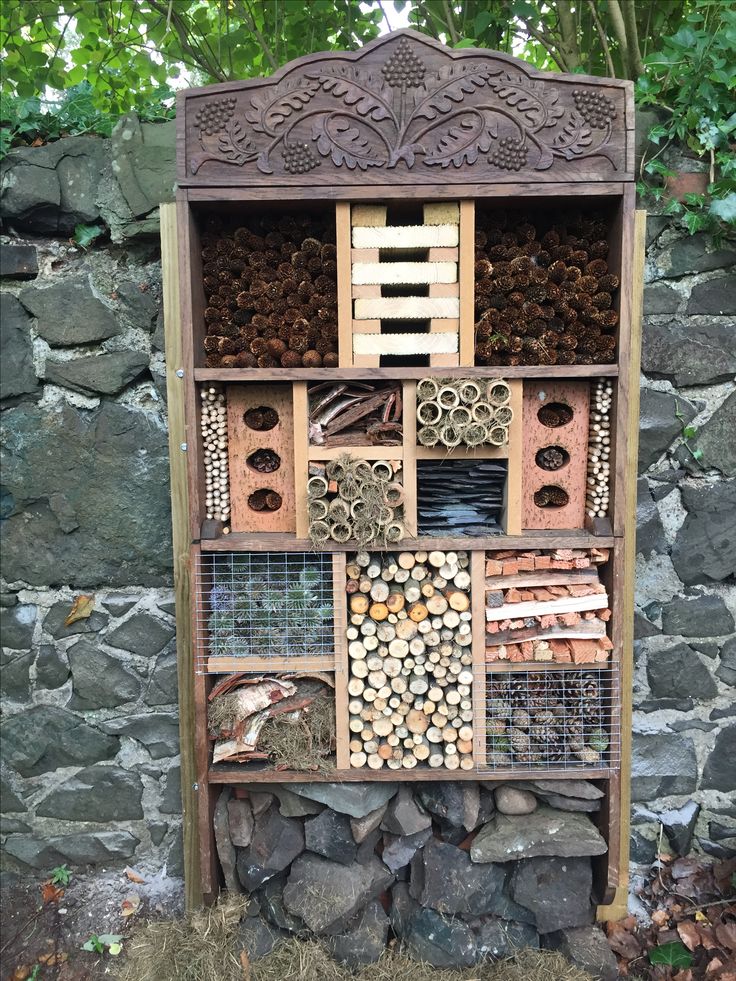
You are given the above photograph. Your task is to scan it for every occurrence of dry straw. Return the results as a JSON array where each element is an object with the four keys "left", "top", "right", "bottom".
[{"left": 416, "top": 377, "right": 513, "bottom": 450}]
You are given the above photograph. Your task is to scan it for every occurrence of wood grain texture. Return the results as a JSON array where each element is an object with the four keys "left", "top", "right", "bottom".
[
  {"left": 179, "top": 30, "right": 633, "bottom": 187},
  {"left": 332, "top": 552, "right": 350, "bottom": 770},
  {"left": 161, "top": 204, "right": 201, "bottom": 908},
  {"left": 471, "top": 551, "right": 487, "bottom": 767},
  {"left": 401, "top": 381, "right": 418, "bottom": 536},
  {"left": 201, "top": 531, "right": 616, "bottom": 552},
  {"left": 504, "top": 380, "right": 523, "bottom": 535},
  {"left": 292, "top": 382, "right": 310, "bottom": 539},
  {"left": 336, "top": 202, "right": 353, "bottom": 368},
  {"left": 195, "top": 365, "right": 619, "bottom": 382},
  {"left": 209, "top": 765, "right": 616, "bottom": 783},
  {"left": 459, "top": 200, "right": 475, "bottom": 367}
]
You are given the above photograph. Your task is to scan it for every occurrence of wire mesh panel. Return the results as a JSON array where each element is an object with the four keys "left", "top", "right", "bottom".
[
  {"left": 195, "top": 551, "right": 336, "bottom": 674},
  {"left": 481, "top": 666, "right": 620, "bottom": 772}
]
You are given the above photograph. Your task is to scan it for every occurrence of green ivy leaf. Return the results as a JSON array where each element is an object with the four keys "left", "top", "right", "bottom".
[
  {"left": 649, "top": 941, "right": 694, "bottom": 968},
  {"left": 73, "top": 223, "right": 105, "bottom": 249},
  {"left": 710, "top": 192, "right": 736, "bottom": 223},
  {"left": 683, "top": 425, "right": 697, "bottom": 438}
]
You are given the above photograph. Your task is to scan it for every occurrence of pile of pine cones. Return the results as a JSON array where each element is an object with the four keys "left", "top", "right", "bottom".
[
  {"left": 474, "top": 211, "right": 619, "bottom": 366},
  {"left": 201, "top": 214, "right": 338, "bottom": 368}
]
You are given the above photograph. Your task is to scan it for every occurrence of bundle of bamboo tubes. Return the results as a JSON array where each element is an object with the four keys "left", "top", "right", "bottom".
[
  {"left": 416, "top": 377, "right": 512, "bottom": 449},
  {"left": 345, "top": 550, "right": 473, "bottom": 771}
]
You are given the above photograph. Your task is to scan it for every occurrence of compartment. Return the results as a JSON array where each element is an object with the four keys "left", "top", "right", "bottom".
[
  {"left": 308, "top": 380, "right": 403, "bottom": 450},
  {"left": 415, "top": 376, "right": 513, "bottom": 450},
  {"left": 474, "top": 199, "right": 622, "bottom": 367},
  {"left": 417, "top": 459, "right": 507, "bottom": 536}
]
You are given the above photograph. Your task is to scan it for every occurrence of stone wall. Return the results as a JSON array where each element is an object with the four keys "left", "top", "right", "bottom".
[{"left": 1, "top": 115, "right": 734, "bottom": 879}]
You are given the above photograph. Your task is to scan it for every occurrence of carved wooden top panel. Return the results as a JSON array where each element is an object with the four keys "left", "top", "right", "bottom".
[{"left": 178, "top": 30, "right": 634, "bottom": 189}]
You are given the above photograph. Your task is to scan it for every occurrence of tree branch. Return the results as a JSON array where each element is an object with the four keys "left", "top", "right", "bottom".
[
  {"left": 441, "top": 0, "right": 460, "bottom": 45},
  {"left": 622, "top": 0, "right": 645, "bottom": 78},
  {"left": 236, "top": 0, "right": 279, "bottom": 70},
  {"left": 518, "top": 18, "right": 569, "bottom": 72},
  {"left": 607, "top": 0, "right": 631, "bottom": 79},
  {"left": 556, "top": 0, "right": 581, "bottom": 71},
  {"left": 587, "top": 0, "right": 616, "bottom": 78}
]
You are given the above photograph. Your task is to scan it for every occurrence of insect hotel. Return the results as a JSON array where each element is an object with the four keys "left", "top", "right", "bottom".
[{"left": 164, "top": 29, "right": 642, "bottom": 939}]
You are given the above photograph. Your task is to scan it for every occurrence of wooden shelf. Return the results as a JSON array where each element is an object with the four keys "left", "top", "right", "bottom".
[
  {"left": 204, "top": 655, "right": 337, "bottom": 674},
  {"left": 308, "top": 444, "right": 403, "bottom": 460},
  {"left": 484, "top": 659, "right": 615, "bottom": 672},
  {"left": 200, "top": 531, "right": 617, "bottom": 551},
  {"left": 208, "top": 764, "right": 616, "bottom": 783},
  {"left": 195, "top": 365, "right": 619, "bottom": 382},
  {"left": 415, "top": 443, "right": 508, "bottom": 461}
]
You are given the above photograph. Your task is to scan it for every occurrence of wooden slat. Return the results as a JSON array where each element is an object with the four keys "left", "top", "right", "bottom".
[
  {"left": 485, "top": 593, "right": 608, "bottom": 621},
  {"left": 209, "top": 764, "right": 616, "bottom": 783},
  {"left": 161, "top": 203, "right": 201, "bottom": 908},
  {"left": 195, "top": 365, "right": 619, "bottom": 382},
  {"left": 414, "top": 443, "right": 508, "bottom": 461},
  {"left": 336, "top": 202, "right": 353, "bottom": 368},
  {"left": 471, "top": 551, "right": 487, "bottom": 767},
  {"left": 292, "top": 382, "right": 310, "bottom": 539},
  {"left": 202, "top": 531, "right": 617, "bottom": 552},
  {"left": 459, "top": 200, "right": 475, "bottom": 366},
  {"left": 332, "top": 553, "right": 350, "bottom": 770},
  {"left": 206, "top": 656, "right": 336, "bottom": 673},
  {"left": 353, "top": 331, "right": 458, "bottom": 356},
  {"left": 486, "top": 569, "right": 600, "bottom": 589},
  {"left": 352, "top": 261, "right": 457, "bottom": 285},
  {"left": 504, "top": 380, "right": 523, "bottom": 535},
  {"left": 353, "top": 296, "right": 460, "bottom": 320},
  {"left": 402, "top": 381, "right": 418, "bottom": 537},
  {"left": 352, "top": 223, "right": 459, "bottom": 249},
  {"left": 308, "top": 444, "right": 404, "bottom": 461}
]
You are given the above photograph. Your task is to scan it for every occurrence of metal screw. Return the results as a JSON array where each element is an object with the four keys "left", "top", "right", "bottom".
[
  {"left": 193, "top": 782, "right": 199, "bottom": 791},
  {"left": 176, "top": 368, "right": 184, "bottom": 378},
  {"left": 180, "top": 442, "right": 188, "bottom": 452}
]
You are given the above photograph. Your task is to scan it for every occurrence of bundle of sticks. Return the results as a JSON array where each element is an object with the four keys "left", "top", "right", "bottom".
[
  {"left": 308, "top": 382, "right": 402, "bottom": 448},
  {"left": 474, "top": 210, "right": 619, "bottom": 366},
  {"left": 485, "top": 547, "right": 612, "bottom": 659},
  {"left": 200, "top": 213, "right": 338, "bottom": 369},
  {"left": 416, "top": 376, "right": 512, "bottom": 449}
]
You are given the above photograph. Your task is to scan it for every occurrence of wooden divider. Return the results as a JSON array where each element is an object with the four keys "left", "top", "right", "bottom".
[
  {"left": 332, "top": 552, "right": 350, "bottom": 770},
  {"left": 471, "top": 550, "right": 487, "bottom": 767}
]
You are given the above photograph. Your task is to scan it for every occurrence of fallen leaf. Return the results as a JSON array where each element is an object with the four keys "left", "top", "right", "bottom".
[
  {"left": 41, "top": 881, "right": 64, "bottom": 904},
  {"left": 653, "top": 908, "right": 670, "bottom": 928},
  {"left": 696, "top": 910, "right": 709, "bottom": 923},
  {"left": 39, "top": 952, "right": 68, "bottom": 966},
  {"left": 606, "top": 922, "right": 642, "bottom": 960},
  {"left": 125, "top": 867, "right": 146, "bottom": 884},
  {"left": 239, "top": 949, "right": 251, "bottom": 980},
  {"left": 706, "top": 958, "right": 724, "bottom": 975},
  {"left": 677, "top": 920, "right": 702, "bottom": 951},
  {"left": 673, "top": 971, "right": 693, "bottom": 981},
  {"left": 715, "top": 921, "right": 736, "bottom": 952},
  {"left": 121, "top": 892, "right": 141, "bottom": 917},
  {"left": 11, "top": 967, "right": 32, "bottom": 981},
  {"left": 64, "top": 595, "right": 95, "bottom": 626}
]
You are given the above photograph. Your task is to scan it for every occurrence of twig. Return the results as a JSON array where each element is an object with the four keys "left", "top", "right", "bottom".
[{"left": 587, "top": 0, "right": 616, "bottom": 78}]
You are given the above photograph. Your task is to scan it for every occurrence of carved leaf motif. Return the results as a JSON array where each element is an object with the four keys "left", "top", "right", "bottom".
[
  {"left": 217, "top": 118, "right": 257, "bottom": 165},
  {"left": 552, "top": 110, "right": 594, "bottom": 158},
  {"left": 413, "top": 64, "right": 496, "bottom": 120},
  {"left": 246, "top": 79, "right": 321, "bottom": 133},
  {"left": 313, "top": 116, "right": 385, "bottom": 170},
  {"left": 306, "top": 69, "right": 393, "bottom": 122},
  {"left": 488, "top": 72, "right": 564, "bottom": 128},
  {"left": 423, "top": 114, "right": 496, "bottom": 168}
]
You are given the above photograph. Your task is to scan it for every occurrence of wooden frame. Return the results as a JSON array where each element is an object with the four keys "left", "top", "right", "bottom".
[{"left": 164, "top": 30, "right": 641, "bottom": 915}]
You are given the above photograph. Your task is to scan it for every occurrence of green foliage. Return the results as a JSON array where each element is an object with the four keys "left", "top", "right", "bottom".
[
  {"left": 50, "top": 863, "right": 71, "bottom": 885},
  {"left": 82, "top": 933, "right": 123, "bottom": 956},
  {"left": 649, "top": 940, "right": 694, "bottom": 968},
  {"left": 73, "top": 223, "right": 105, "bottom": 249}
]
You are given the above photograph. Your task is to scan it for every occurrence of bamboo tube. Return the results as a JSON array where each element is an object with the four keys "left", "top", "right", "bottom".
[
  {"left": 416, "top": 377, "right": 440, "bottom": 401},
  {"left": 458, "top": 380, "right": 482, "bottom": 403},
  {"left": 471, "top": 401, "right": 494, "bottom": 423},
  {"left": 487, "top": 379, "right": 511, "bottom": 405},
  {"left": 307, "top": 475, "right": 328, "bottom": 498},
  {"left": 437, "top": 385, "right": 460, "bottom": 409},
  {"left": 416, "top": 400, "right": 443, "bottom": 425},
  {"left": 417, "top": 425, "right": 440, "bottom": 447}
]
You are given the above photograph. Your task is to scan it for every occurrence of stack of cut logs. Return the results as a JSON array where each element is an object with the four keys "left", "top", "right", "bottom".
[
  {"left": 308, "top": 455, "right": 404, "bottom": 548},
  {"left": 586, "top": 379, "right": 612, "bottom": 519},
  {"left": 474, "top": 210, "right": 619, "bottom": 366},
  {"left": 346, "top": 550, "right": 473, "bottom": 771},
  {"left": 486, "top": 548, "right": 612, "bottom": 662},
  {"left": 200, "top": 384, "right": 230, "bottom": 531},
  {"left": 201, "top": 213, "right": 338, "bottom": 368},
  {"left": 309, "top": 382, "right": 402, "bottom": 448},
  {"left": 416, "top": 377, "right": 512, "bottom": 449}
]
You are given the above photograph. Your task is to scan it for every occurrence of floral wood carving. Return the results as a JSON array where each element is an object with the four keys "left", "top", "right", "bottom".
[{"left": 184, "top": 31, "right": 630, "bottom": 183}]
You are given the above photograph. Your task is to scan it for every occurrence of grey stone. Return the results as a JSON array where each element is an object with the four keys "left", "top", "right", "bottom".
[
  {"left": 416, "top": 782, "right": 466, "bottom": 828},
  {"left": 156, "top": 600, "right": 176, "bottom": 617},
  {"left": 325, "top": 900, "right": 389, "bottom": 966},
  {"left": 1, "top": 818, "right": 32, "bottom": 834},
  {"left": 646, "top": 643, "right": 718, "bottom": 700},
  {"left": 252, "top": 784, "right": 323, "bottom": 818},
  {"left": 116, "top": 279, "right": 159, "bottom": 331},
  {"left": 544, "top": 925, "right": 618, "bottom": 981},
  {"left": 403, "top": 907, "right": 477, "bottom": 968},
  {"left": 668, "top": 719, "right": 717, "bottom": 733},
  {"left": 0, "top": 604, "right": 37, "bottom": 650},
  {"left": 709, "top": 821, "right": 736, "bottom": 843},
  {"left": 44, "top": 351, "right": 149, "bottom": 396},
  {"left": 167, "top": 827, "right": 184, "bottom": 877},
  {"left": 283, "top": 853, "right": 393, "bottom": 935},
  {"left": 257, "top": 875, "right": 308, "bottom": 935},
  {"left": 636, "top": 478, "right": 665, "bottom": 555},
  {"left": 710, "top": 704, "right": 736, "bottom": 721},
  {"left": 151, "top": 309, "right": 165, "bottom": 352},
  {"left": 4, "top": 830, "right": 139, "bottom": 869},
  {"left": 213, "top": 788, "right": 238, "bottom": 893},
  {"left": 532, "top": 792, "right": 600, "bottom": 812},
  {"left": 510, "top": 856, "right": 593, "bottom": 934},
  {"left": 1, "top": 401, "right": 172, "bottom": 587},
  {"left": 645, "top": 213, "right": 671, "bottom": 248},
  {"left": 660, "top": 800, "right": 700, "bottom": 856},
  {"left": 350, "top": 803, "right": 387, "bottom": 843},
  {"left": 643, "top": 283, "right": 680, "bottom": 314},
  {"left": 35, "top": 645, "right": 70, "bottom": 689},
  {"left": 495, "top": 786, "right": 538, "bottom": 815},
  {"left": 381, "top": 786, "right": 431, "bottom": 836},
  {"left": 0, "top": 242, "right": 38, "bottom": 280},
  {"left": 110, "top": 115, "right": 176, "bottom": 217},
  {"left": 228, "top": 798, "right": 254, "bottom": 847},
  {"left": 68, "top": 638, "right": 141, "bottom": 709},
  {"left": 662, "top": 233, "right": 736, "bottom": 277},
  {"left": 474, "top": 917, "right": 539, "bottom": 961},
  {"left": 411, "top": 838, "right": 506, "bottom": 916},
  {"left": 101, "top": 713, "right": 179, "bottom": 759},
  {"left": 389, "top": 880, "right": 420, "bottom": 938},
  {"left": 356, "top": 827, "right": 381, "bottom": 865},
  {"left": 529, "top": 780, "right": 604, "bottom": 800},
  {"left": 20, "top": 275, "right": 121, "bottom": 346},
  {"left": 237, "top": 803, "right": 305, "bottom": 891},
  {"left": 638, "top": 697, "right": 694, "bottom": 713},
  {"left": 0, "top": 650, "right": 33, "bottom": 699},
  {"left": 290, "top": 781, "right": 397, "bottom": 818},
  {"left": 145, "top": 645, "right": 178, "bottom": 705},
  {"left": 237, "top": 915, "right": 287, "bottom": 960},
  {"left": 36, "top": 765, "right": 143, "bottom": 821},
  {"left": 249, "top": 792, "right": 274, "bottom": 817},
  {"left": 150, "top": 822, "right": 168, "bottom": 846},
  {"left": 672, "top": 481, "right": 736, "bottom": 585},
  {"left": 717, "top": 636, "right": 736, "bottom": 686},
  {"left": 0, "top": 768, "right": 26, "bottom": 812},
  {"left": 2, "top": 705, "right": 118, "bottom": 777},
  {"left": 691, "top": 640, "right": 720, "bottom": 659},
  {"left": 304, "top": 809, "right": 356, "bottom": 865},
  {"left": 470, "top": 807, "right": 607, "bottom": 863},
  {"left": 0, "top": 591, "right": 18, "bottom": 607},
  {"left": 643, "top": 319, "right": 736, "bottom": 387},
  {"left": 0, "top": 293, "right": 38, "bottom": 400},
  {"left": 630, "top": 830, "right": 657, "bottom": 865},
  {"left": 107, "top": 612, "right": 175, "bottom": 657},
  {"left": 43, "top": 601, "right": 109, "bottom": 639},
  {"left": 381, "top": 828, "right": 431, "bottom": 872},
  {"left": 160, "top": 765, "right": 181, "bottom": 814},
  {"left": 661, "top": 594, "right": 734, "bottom": 638},
  {"left": 631, "top": 732, "right": 698, "bottom": 800},
  {"left": 691, "top": 391, "right": 736, "bottom": 477},
  {"left": 701, "top": 724, "right": 736, "bottom": 791},
  {"left": 638, "top": 389, "right": 696, "bottom": 471},
  {"left": 687, "top": 275, "right": 736, "bottom": 315},
  {"left": 102, "top": 594, "right": 139, "bottom": 616}
]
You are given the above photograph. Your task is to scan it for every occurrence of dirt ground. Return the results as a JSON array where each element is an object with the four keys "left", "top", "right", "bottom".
[{"left": 0, "top": 868, "right": 183, "bottom": 981}]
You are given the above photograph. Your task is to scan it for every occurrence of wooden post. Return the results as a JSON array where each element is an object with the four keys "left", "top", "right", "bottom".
[
  {"left": 160, "top": 202, "right": 201, "bottom": 908},
  {"left": 597, "top": 208, "right": 645, "bottom": 922}
]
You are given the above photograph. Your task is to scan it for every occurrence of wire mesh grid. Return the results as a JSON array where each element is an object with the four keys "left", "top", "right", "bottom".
[
  {"left": 480, "top": 665, "right": 620, "bottom": 772},
  {"left": 195, "top": 551, "right": 336, "bottom": 674}
]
